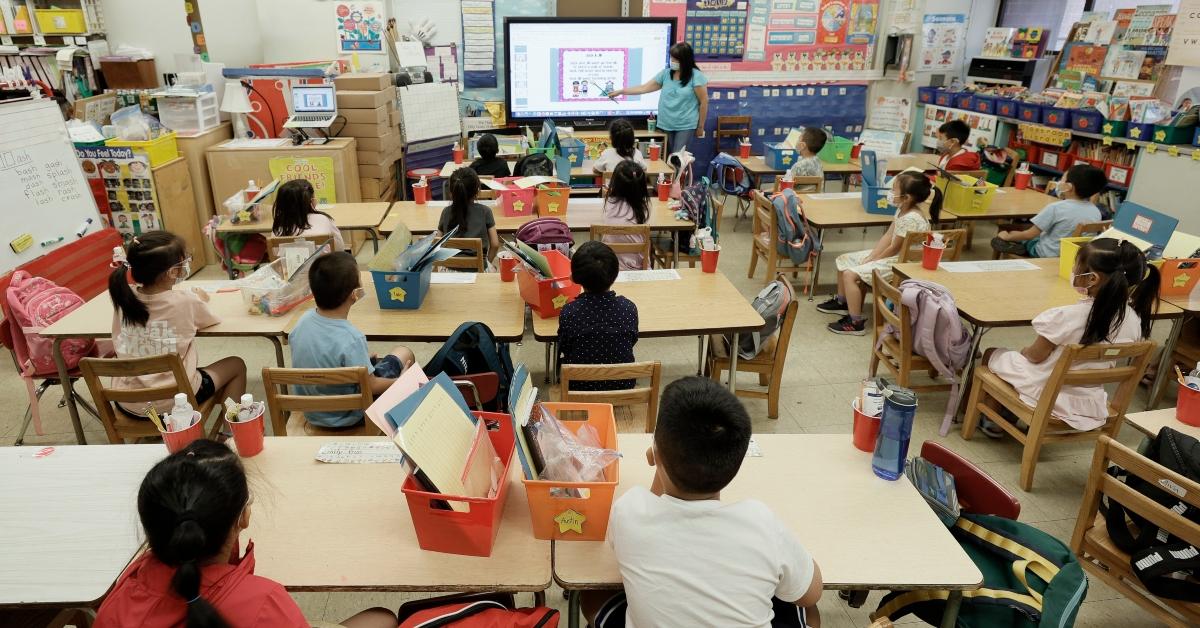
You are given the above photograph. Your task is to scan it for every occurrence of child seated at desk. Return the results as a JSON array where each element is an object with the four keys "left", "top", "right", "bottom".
[
  {"left": 584, "top": 377, "right": 823, "bottom": 628},
  {"left": 288, "top": 252, "right": 416, "bottom": 428},
  {"left": 991, "top": 164, "right": 1105, "bottom": 259},
  {"left": 271, "top": 179, "right": 346, "bottom": 252},
  {"left": 95, "top": 440, "right": 399, "bottom": 628},
  {"left": 935, "top": 120, "right": 981, "bottom": 171},
  {"left": 559, "top": 241, "right": 639, "bottom": 391},
  {"left": 819, "top": 171, "right": 942, "bottom": 336},
  {"left": 602, "top": 160, "right": 650, "bottom": 270},
  {"left": 439, "top": 167, "right": 500, "bottom": 262},
  {"left": 594, "top": 118, "right": 647, "bottom": 174},
  {"left": 981, "top": 239, "right": 1159, "bottom": 435},
  {"left": 787, "top": 127, "right": 826, "bottom": 180},
  {"left": 108, "top": 231, "right": 247, "bottom": 416},
  {"left": 469, "top": 133, "right": 512, "bottom": 179}
]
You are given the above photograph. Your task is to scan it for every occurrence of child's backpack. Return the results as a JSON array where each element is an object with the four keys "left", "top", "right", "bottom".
[
  {"left": 513, "top": 152, "right": 554, "bottom": 177},
  {"left": 205, "top": 216, "right": 267, "bottom": 279},
  {"left": 708, "top": 152, "right": 751, "bottom": 196},
  {"left": 874, "top": 514, "right": 1088, "bottom": 628},
  {"left": 424, "top": 322, "right": 516, "bottom": 409},
  {"left": 770, "top": 188, "right": 822, "bottom": 265},
  {"left": 724, "top": 274, "right": 795, "bottom": 360},
  {"left": 5, "top": 270, "right": 95, "bottom": 376},
  {"left": 667, "top": 149, "right": 694, "bottom": 200},
  {"left": 398, "top": 592, "right": 559, "bottom": 628},
  {"left": 516, "top": 217, "right": 574, "bottom": 258},
  {"left": 675, "top": 176, "right": 719, "bottom": 255}
]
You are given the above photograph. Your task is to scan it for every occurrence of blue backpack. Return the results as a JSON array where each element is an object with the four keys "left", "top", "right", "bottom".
[
  {"left": 424, "top": 322, "right": 515, "bottom": 409},
  {"left": 679, "top": 176, "right": 720, "bottom": 254},
  {"left": 708, "top": 152, "right": 751, "bottom": 196},
  {"left": 771, "top": 188, "right": 821, "bottom": 265}
]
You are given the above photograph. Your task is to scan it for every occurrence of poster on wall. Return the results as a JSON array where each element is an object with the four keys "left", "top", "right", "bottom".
[
  {"left": 335, "top": 2, "right": 386, "bottom": 53},
  {"left": 920, "top": 105, "right": 996, "bottom": 151},
  {"left": 868, "top": 95, "right": 912, "bottom": 132},
  {"left": 462, "top": 0, "right": 497, "bottom": 88},
  {"left": 648, "top": 0, "right": 880, "bottom": 81},
  {"left": 75, "top": 146, "right": 162, "bottom": 240},
  {"left": 888, "top": 0, "right": 924, "bottom": 35},
  {"left": 1167, "top": 0, "right": 1200, "bottom": 67},
  {"left": 269, "top": 157, "right": 338, "bottom": 205},
  {"left": 920, "top": 14, "right": 966, "bottom": 71}
]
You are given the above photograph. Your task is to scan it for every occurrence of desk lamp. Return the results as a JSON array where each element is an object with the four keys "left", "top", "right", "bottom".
[{"left": 221, "top": 79, "right": 254, "bottom": 139}]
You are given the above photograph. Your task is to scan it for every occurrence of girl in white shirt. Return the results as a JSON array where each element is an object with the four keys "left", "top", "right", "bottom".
[
  {"left": 984, "top": 239, "right": 1160, "bottom": 431},
  {"left": 602, "top": 160, "right": 650, "bottom": 270},
  {"left": 593, "top": 118, "right": 647, "bottom": 174},
  {"left": 271, "top": 179, "right": 346, "bottom": 252}
]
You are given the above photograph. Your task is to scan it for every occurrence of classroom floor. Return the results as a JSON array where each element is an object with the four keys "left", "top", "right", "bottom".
[{"left": 0, "top": 196, "right": 1174, "bottom": 627}]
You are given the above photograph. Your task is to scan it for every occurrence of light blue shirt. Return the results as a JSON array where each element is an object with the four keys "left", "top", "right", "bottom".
[
  {"left": 287, "top": 309, "right": 371, "bottom": 427},
  {"left": 1030, "top": 198, "right": 1102, "bottom": 258},
  {"left": 653, "top": 67, "right": 708, "bottom": 131}
]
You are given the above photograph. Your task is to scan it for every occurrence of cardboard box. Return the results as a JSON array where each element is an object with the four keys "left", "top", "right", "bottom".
[
  {"left": 341, "top": 105, "right": 390, "bottom": 125},
  {"left": 333, "top": 72, "right": 392, "bottom": 91},
  {"left": 335, "top": 86, "right": 396, "bottom": 110},
  {"left": 361, "top": 177, "right": 395, "bottom": 199},
  {"left": 355, "top": 132, "right": 401, "bottom": 152},
  {"left": 359, "top": 159, "right": 399, "bottom": 179},
  {"left": 361, "top": 179, "right": 397, "bottom": 201},
  {"left": 341, "top": 120, "right": 393, "bottom": 137},
  {"left": 390, "top": 108, "right": 401, "bottom": 127},
  {"left": 358, "top": 146, "right": 401, "bottom": 169}
]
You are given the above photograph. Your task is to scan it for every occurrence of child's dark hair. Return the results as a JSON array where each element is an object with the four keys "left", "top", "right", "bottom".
[
  {"left": 1075, "top": 239, "right": 1160, "bottom": 343},
  {"left": 654, "top": 376, "right": 751, "bottom": 493},
  {"left": 607, "top": 160, "right": 649, "bottom": 225},
  {"left": 893, "top": 171, "right": 943, "bottom": 223},
  {"left": 308, "top": 251, "right": 360, "bottom": 310},
  {"left": 446, "top": 167, "right": 481, "bottom": 234},
  {"left": 801, "top": 127, "right": 827, "bottom": 154},
  {"left": 476, "top": 133, "right": 499, "bottom": 160},
  {"left": 1065, "top": 164, "right": 1107, "bottom": 199},
  {"left": 138, "top": 440, "right": 248, "bottom": 628},
  {"left": 271, "top": 179, "right": 329, "bottom": 237},
  {"left": 571, "top": 241, "right": 619, "bottom": 294},
  {"left": 938, "top": 119, "right": 970, "bottom": 146},
  {"left": 609, "top": 118, "right": 637, "bottom": 159},
  {"left": 108, "top": 230, "right": 187, "bottom": 327},
  {"left": 669, "top": 42, "right": 697, "bottom": 85}
]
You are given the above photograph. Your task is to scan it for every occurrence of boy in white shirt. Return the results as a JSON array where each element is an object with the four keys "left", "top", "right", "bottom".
[{"left": 585, "top": 376, "right": 823, "bottom": 628}]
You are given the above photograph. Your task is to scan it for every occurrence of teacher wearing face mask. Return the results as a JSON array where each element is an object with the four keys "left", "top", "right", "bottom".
[{"left": 609, "top": 42, "right": 709, "bottom": 155}]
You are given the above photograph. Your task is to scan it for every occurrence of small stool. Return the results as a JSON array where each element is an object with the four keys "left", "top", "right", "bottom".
[{"left": 406, "top": 167, "right": 441, "bottom": 200}]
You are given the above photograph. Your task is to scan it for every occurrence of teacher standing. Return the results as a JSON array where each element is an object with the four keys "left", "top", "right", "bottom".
[{"left": 610, "top": 42, "right": 709, "bottom": 155}]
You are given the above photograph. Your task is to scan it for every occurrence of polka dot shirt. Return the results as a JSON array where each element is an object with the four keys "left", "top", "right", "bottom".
[{"left": 558, "top": 290, "right": 639, "bottom": 391}]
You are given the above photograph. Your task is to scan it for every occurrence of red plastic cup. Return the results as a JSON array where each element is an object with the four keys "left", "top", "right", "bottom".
[
  {"left": 851, "top": 143, "right": 863, "bottom": 159},
  {"left": 739, "top": 143, "right": 751, "bottom": 159},
  {"left": 700, "top": 246, "right": 720, "bottom": 273},
  {"left": 161, "top": 412, "right": 204, "bottom": 454},
  {"left": 1177, "top": 383, "right": 1200, "bottom": 427},
  {"left": 922, "top": 244, "right": 945, "bottom": 271},
  {"left": 499, "top": 255, "right": 519, "bottom": 282},
  {"left": 413, "top": 184, "right": 429, "bottom": 205},
  {"left": 1014, "top": 171, "right": 1032, "bottom": 190},
  {"left": 852, "top": 400, "right": 880, "bottom": 453},
  {"left": 648, "top": 144, "right": 661, "bottom": 161},
  {"left": 228, "top": 410, "right": 265, "bottom": 457},
  {"left": 778, "top": 178, "right": 794, "bottom": 191},
  {"left": 657, "top": 180, "right": 671, "bottom": 201},
  {"left": 453, "top": 148, "right": 464, "bottom": 164}
]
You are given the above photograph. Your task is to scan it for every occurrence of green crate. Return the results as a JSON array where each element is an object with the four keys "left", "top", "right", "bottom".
[
  {"left": 1151, "top": 124, "right": 1197, "bottom": 145},
  {"left": 818, "top": 135, "right": 855, "bottom": 164},
  {"left": 1100, "top": 120, "right": 1127, "bottom": 137}
]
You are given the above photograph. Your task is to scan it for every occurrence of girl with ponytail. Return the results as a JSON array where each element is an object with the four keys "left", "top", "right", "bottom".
[
  {"left": 983, "top": 238, "right": 1160, "bottom": 432},
  {"left": 437, "top": 167, "right": 500, "bottom": 261},
  {"left": 95, "top": 440, "right": 398, "bottom": 628}
]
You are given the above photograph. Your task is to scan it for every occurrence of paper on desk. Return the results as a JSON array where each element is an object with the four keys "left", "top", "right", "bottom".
[
  {"left": 1096, "top": 227, "right": 1153, "bottom": 253},
  {"left": 1165, "top": 231, "right": 1200, "bottom": 259},
  {"left": 222, "top": 138, "right": 289, "bottom": 148},
  {"left": 188, "top": 280, "right": 238, "bottom": 293},
  {"left": 806, "top": 192, "right": 860, "bottom": 200},
  {"left": 512, "top": 175, "right": 560, "bottom": 189},
  {"left": 481, "top": 178, "right": 509, "bottom": 191},
  {"left": 366, "top": 365, "right": 429, "bottom": 438},
  {"left": 746, "top": 437, "right": 762, "bottom": 458},
  {"left": 939, "top": 260, "right": 1040, "bottom": 273},
  {"left": 430, "top": 272, "right": 478, "bottom": 284},
  {"left": 615, "top": 269, "right": 682, "bottom": 282},
  {"left": 315, "top": 442, "right": 405, "bottom": 464}
]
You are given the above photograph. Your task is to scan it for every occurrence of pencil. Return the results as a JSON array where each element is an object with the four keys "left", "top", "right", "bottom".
[{"left": 146, "top": 406, "right": 165, "bottom": 432}]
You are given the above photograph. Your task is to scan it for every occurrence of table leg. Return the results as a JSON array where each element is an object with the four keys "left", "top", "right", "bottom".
[
  {"left": 728, "top": 332, "right": 739, "bottom": 394},
  {"left": 809, "top": 228, "right": 825, "bottom": 301},
  {"left": 268, "top": 336, "right": 285, "bottom": 368},
  {"left": 940, "top": 590, "right": 963, "bottom": 628},
  {"left": 673, "top": 233, "right": 680, "bottom": 269},
  {"left": 368, "top": 228, "right": 380, "bottom": 253},
  {"left": 53, "top": 337, "right": 87, "bottom": 445},
  {"left": 697, "top": 335, "right": 705, "bottom": 376},
  {"left": 1147, "top": 314, "right": 1185, "bottom": 410},
  {"left": 944, "top": 325, "right": 987, "bottom": 436},
  {"left": 533, "top": 590, "right": 546, "bottom": 607},
  {"left": 568, "top": 590, "right": 581, "bottom": 628},
  {"left": 544, "top": 342, "right": 552, "bottom": 385}
]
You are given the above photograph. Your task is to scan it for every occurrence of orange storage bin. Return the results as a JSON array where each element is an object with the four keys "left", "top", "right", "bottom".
[
  {"left": 495, "top": 177, "right": 537, "bottom": 218},
  {"left": 1159, "top": 259, "right": 1200, "bottom": 297},
  {"left": 516, "top": 250, "right": 580, "bottom": 318},
  {"left": 536, "top": 183, "right": 570, "bottom": 217},
  {"left": 522, "top": 402, "right": 619, "bottom": 541},
  {"left": 401, "top": 412, "right": 516, "bottom": 557}
]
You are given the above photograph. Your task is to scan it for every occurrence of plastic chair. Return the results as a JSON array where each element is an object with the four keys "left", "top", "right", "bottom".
[
  {"left": 920, "top": 441, "right": 1020, "bottom": 519},
  {"left": 896, "top": 229, "right": 968, "bottom": 264},
  {"left": 261, "top": 366, "right": 382, "bottom": 436},
  {"left": 869, "top": 270, "right": 959, "bottom": 394},
  {"left": 560, "top": 361, "right": 662, "bottom": 432},
  {"left": 434, "top": 237, "right": 486, "bottom": 272},
  {"left": 747, "top": 191, "right": 812, "bottom": 286},
  {"left": 707, "top": 298, "right": 799, "bottom": 419},
  {"left": 590, "top": 224, "right": 651, "bottom": 270},
  {"left": 452, "top": 372, "right": 500, "bottom": 411}
]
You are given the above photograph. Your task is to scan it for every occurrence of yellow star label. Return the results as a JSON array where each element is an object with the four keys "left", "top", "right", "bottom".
[
  {"left": 1154, "top": 130, "right": 1167, "bottom": 142},
  {"left": 1125, "top": 140, "right": 1137, "bottom": 150},
  {"left": 1193, "top": 151, "right": 1200, "bottom": 162},
  {"left": 1147, "top": 143, "right": 1158, "bottom": 154},
  {"left": 388, "top": 286, "right": 407, "bottom": 302},
  {"left": 781, "top": 154, "right": 794, "bottom": 165},
  {"left": 512, "top": 200, "right": 526, "bottom": 214},
  {"left": 236, "top": 209, "right": 252, "bottom": 223},
  {"left": 836, "top": 153, "right": 846, "bottom": 160},
  {"left": 1102, "top": 123, "right": 1113, "bottom": 134},
  {"left": 1170, "top": 146, "right": 1181, "bottom": 157},
  {"left": 552, "top": 294, "right": 569, "bottom": 310},
  {"left": 554, "top": 509, "right": 586, "bottom": 535},
  {"left": 1129, "top": 127, "right": 1142, "bottom": 139},
  {"left": 876, "top": 198, "right": 889, "bottom": 209},
  {"left": 569, "top": 154, "right": 579, "bottom": 164},
  {"left": 1102, "top": 135, "right": 1112, "bottom": 146},
  {"left": 547, "top": 202, "right": 560, "bottom": 214},
  {"left": 1175, "top": 273, "right": 1191, "bottom": 288}
]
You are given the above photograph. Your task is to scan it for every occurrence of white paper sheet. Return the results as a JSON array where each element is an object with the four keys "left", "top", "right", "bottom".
[
  {"left": 615, "top": 269, "right": 682, "bottom": 282},
  {"left": 746, "top": 437, "right": 762, "bottom": 458},
  {"left": 939, "top": 260, "right": 1040, "bottom": 273},
  {"left": 222, "top": 139, "right": 289, "bottom": 148},
  {"left": 315, "top": 442, "right": 405, "bottom": 464},
  {"left": 430, "top": 272, "right": 478, "bottom": 284},
  {"left": 806, "top": 192, "right": 861, "bottom": 200}
]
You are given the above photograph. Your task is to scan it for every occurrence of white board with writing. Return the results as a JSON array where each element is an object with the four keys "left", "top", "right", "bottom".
[
  {"left": 0, "top": 99, "right": 101, "bottom": 275},
  {"left": 396, "top": 82, "right": 462, "bottom": 144}
]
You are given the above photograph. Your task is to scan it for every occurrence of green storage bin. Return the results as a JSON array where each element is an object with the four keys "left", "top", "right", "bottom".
[
  {"left": 1151, "top": 125, "right": 1197, "bottom": 145},
  {"left": 818, "top": 135, "right": 855, "bottom": 164},
  {"left": 1100, "top": 120, "right": 1127, "bottom": 137}
]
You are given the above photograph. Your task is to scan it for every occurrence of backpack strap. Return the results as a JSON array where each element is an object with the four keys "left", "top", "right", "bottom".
[{"left": 1130, "top": 542, "right": 1200, "bottom": 602}]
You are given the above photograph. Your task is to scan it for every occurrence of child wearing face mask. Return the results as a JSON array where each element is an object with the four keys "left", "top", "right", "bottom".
[
  {"left": 108, "top": 231, "right": 247, "bottom": 417},
  {"left": 991, "top": 164, "right": 1105, "bottom": 258},
  {"left": 981, "top": 239, "right": 1159, "bottom": 432},
  {"left": 935, "top": 120, "right": 982, "bottom": 171},
  {"left": 287, "top": 251, "right": 417, "bottom": 429}
]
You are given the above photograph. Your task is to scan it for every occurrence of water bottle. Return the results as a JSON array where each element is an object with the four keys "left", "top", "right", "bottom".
[
  {"left": 169, "top": 393, "right": 193, "bottom": 432},
  {"left": 871, "top": 384, "right": 918, "bottom": 481},
  {"left": 237, "top": 393, "right": 255, "bottom": 422},
  {"left": 1187, "top": 361, "right": 1200, "bottom": 390}
]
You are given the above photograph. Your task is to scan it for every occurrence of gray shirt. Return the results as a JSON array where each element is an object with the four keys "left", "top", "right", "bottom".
[{"left": 1030, "top": 199, "right": 1102, "bottom": 257}]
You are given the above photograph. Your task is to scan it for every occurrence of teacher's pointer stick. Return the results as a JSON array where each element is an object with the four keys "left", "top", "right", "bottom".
[{"left": 589, "top": 80, "right": 619, "bottom": 103}]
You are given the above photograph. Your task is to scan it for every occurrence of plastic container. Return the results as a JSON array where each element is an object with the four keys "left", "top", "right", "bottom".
[
  {"left": 763, "top": 142, "right": 799, "bottom": 170},
  {"left": 1159, "top": 259, "right": 1200, "bottom": 297},
  {"left": 861, "top": 181, "right": 893, "bottom": 216},
  {"left": 161, "top": 411, "right": 204, "bottom": 454},
  {"left": 371, "top": 264, "right": 433, "bottom": 310},
  {"left": 1014, "top": 168, "right": 1032, "bottom": 190},
  {"left": 559, "top": 137, "right": 587, "bottom": 167},
  {"left": 917, "top": 86, "right": 938, "bottom": 104},
  {"left": 228, "top": 408, "right": 265, "bottom": 457},
  {"left": 657, "top": 179, "right": 671, "bottom": 201},
  {"left": 1152, "top": 125, "right": 1197, "bottom": 145},
  {"left": 1126, "top": 122, "right": 1154, "bottom": 141},
  {"left": 1102, "top": 120, "right": 1128, "bottom": 137},
  {"left": 1057, "top": 236, "right": 1092, "bottom": 279},
  {"left": 700, "top": 245, "right": 720, "bottom": 273},
  {"left": 818, "top": 135, "right": 855, "bottom": 164},
  {"left": 239, "top": 258, "right": 317, "bottom": 317},
  {"left": 35, "top": 9, "right": 87, "bottom": 34},
  {"left": 494, "top": 177, "right": 537, "bottom": 218},
  {"left": 498, "top": 253, "right": 519, "bottom": 282},
  {"left": 1070, "top": 110, "right": 1104, "bottom": 133},
  {"left": 522, "top": 403, "right": 619, "bottom": 541},
  {"left": 1038, "top": 148, "right": 1072, "bottom": 172},
  {"left": 1104, "top": 162, "right": 1133, "bottom": 188},
  {"left": 649, "top": 143, "right": 663, "bottom": 160},
  {"left": 973, "top": 95, "right": 996, "bottom": 114},
  {"left": 934, "top": 173, "right": 997, "bottom": 215},
  {"left": 995, "top": 98, "right": 1019, "bottom": 119},
  {"left": 933, "top": 91, "right": 954, "bottom": 107},
  {"left": 403, "top": 412, "right": 516, "bottom": 556},
  {"left": 953, "top": 93, "right": 974, "bottom": 110},
  {"left": 535, "top": 182, "right": 570, "bottom": 217},
  {"left": 1176, "top": 384, "right": 1200, "bottom": 427},
  {"left": 105, "top": 132, "right": 180, "bottom": 168},
  {"left": 737, "top": 142, "right": 750, "bottom": 159},
  {"left": 413, "top": 184, "right": 429, "bottom": 205},
  {"left": 1017, "top": 102, "right": 1043, "bottom": 123},
  {"left": 1041, "top": 107, "right": 1070, "bottom": 128},
  {"left": 453, "top": 147, "right": 464, "bottom": 164},
  {"left": 156, "top": 92, "right": 220, "bottom": 135},
  {"left": 516, "top": 250, "right": 581, "bottom": 318},
  {"left": 852, "top": 399, "right": 880, "bottom": 453},
  {"left": 872, "top": 385, "right": 917, "bottom": 481},
  {"left": 922, "top": 242, "right": 945, "bottom": 270}
]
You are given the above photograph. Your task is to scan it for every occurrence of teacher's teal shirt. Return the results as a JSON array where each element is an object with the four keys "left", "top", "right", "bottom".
[{"left": 653, "top": 68, "right": 708, "bottom": 131}]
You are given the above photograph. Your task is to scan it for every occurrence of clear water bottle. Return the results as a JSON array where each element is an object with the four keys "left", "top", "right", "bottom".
[
  {"left": 169, "top": 393, "right": 193, "bottom": 431},
  {"left": 872, "top": 384, "right": 918, "bottom": 481}
]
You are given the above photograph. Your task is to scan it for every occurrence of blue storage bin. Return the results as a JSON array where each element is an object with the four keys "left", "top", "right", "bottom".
[
  {"left": 371, "top": 264, "right": 432, "bottom": 310},
  {"left": 917, "top": 86, "right": 938, "bottom": 104},
  {"left": 1042, "top": 107, "right": 1070, "bottom": 128},
  {"left": 1070, "top": 110, "right": 1104, "bottom": 133},
  {"left": 1017, "top": 102, "right": 1043, "bottom": 123},
  {"left": 995, "top": 98, "right": 1019, "bottom": 119},
  {"left": 763, "top": 142, "right": 799, "bottom": 170},
  {"left": 1127, "top": 122, "right": 1155, "bottom": 141},
  {"left": 858, "top": 150, "right": 894, "bottom": 216},
  {"left": 934, "top": 91, "right": 954, "bottom": 107},
  {"left": 973, "top": 95, "right": 996, "bottom": 114},
  {"left": 954, "top": 93, "right": 974, "bottom": 110},
  {"left": 559, "top": 137, "right": 587, "bottom": 167}
]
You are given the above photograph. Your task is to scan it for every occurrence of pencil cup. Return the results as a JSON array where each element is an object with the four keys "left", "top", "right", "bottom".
[
  {"left": 778, "top": 178, "right": 794, "bottom": 191},
  {"left": 453, "top": 148, "right": 464, "bottom": 164},
  {"left": 161, "top": 411, "right": 204, "bottom": 454},
  {"left": 648, "top": 143, "right": 661, "bottom": 161},
  {"left": 1177, "top": 383, "right": 1200, "bottom": 427},
  {"left": 228, "top": 409, "right": 265, "bottom": 457},
  {"left": 1014, "top": 171, "right": 1031, "bottom": 190},
  {"left": 700, "top": 245, "right": 720, "bottom": 273},
  {"left": 738, "top": 142, "right": 751, "bottom": 159},
  {"left": 921, "top": 244, "right": 944, "bottom": 271},
  {"left": 413, "top": 184, "right": 429, "bottom": 205},
  {"left": 657, "top": 180, "right": 671, "bottom": 201},
  {"left": 498, "top": 252, "right": 519, "bottom": 282},
  {"left": 852, "top": 399, "right": 880, "bottom": 453}
]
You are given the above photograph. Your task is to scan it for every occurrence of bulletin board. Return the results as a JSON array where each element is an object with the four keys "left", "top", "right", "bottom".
[{"left": 646, "top": 0, "right": 882, "bottom": 82}]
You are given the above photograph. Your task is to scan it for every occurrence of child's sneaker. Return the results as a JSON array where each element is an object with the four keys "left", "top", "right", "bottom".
[
  {"left": 827, "top": 315, "right": 866, "bottom": 336},
  {"left": 816, "top": 296, "right": 848, "bottom": 314}
]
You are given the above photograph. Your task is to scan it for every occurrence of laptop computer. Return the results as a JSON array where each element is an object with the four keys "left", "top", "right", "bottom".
[{"left": 284, "top": 85, "right": 338, "bottom": 129}]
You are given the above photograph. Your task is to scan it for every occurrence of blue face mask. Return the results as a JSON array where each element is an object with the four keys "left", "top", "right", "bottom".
[{"left": 669, "top": 60, "right": 680, "bottom": 71}]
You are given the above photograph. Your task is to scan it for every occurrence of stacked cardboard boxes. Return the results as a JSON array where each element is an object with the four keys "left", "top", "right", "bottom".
[{"left": 333, "top": 73, "right": 402, "bottom": 202}]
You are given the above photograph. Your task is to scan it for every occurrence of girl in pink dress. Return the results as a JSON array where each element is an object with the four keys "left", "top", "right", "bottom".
[{"left": 602, "top": 160, "right": 650, "bottom": 271}]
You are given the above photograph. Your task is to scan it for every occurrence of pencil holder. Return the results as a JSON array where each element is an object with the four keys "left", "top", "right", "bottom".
[
  {"left": 161, "top": 411, "right": 204, "bottom": 454},
  {"left": 227, "top": 406, "right": 265, "bottom": 457},
  {"left": 1177, "top": 384, "right": 1200, "bottom": 427}
]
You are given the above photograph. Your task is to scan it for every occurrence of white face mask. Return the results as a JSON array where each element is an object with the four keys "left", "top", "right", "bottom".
[
  {"left": 1056, "top": 181, "right": 1071, "bottom": 199},
  {"left": 352, "top": 287, "right": 366, "bottom": 302},
  {"left": 173, "top": 258, "right": 192, "bottom": 285},
  {"left": 886, "top": 190, "right": 897, "bottom": 205},
  {"left": 1071, "top": 271, "right": 1097, "bottom": 296},
  {"left": 669, "top": 60, "right": 681, "bottom": 71}
]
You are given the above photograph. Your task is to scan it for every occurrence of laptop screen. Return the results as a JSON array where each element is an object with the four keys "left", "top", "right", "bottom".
[{"left": 292, "top": 86, "right": 336, "bottom": 114}]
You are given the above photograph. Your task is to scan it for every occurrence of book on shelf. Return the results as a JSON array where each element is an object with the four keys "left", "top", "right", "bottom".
[{"left": 981, "top": 28, "right": 1015, "bottom": 58}]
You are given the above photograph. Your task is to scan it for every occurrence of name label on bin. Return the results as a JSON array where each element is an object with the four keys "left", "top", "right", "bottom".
[
  {"left": 389, "top": 287, "right": 407, "bottom": 302},
  {"left": 554, "top": 509, "right": 586, "bottom": 534},
  {"left": 552, "top": 294, "right": 569, "bottom": 310}
]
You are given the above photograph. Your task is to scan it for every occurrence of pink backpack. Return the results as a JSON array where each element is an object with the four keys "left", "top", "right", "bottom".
[
  {"left": 6, "top": 270, "right": 95, "bottom": 376},
  {"left": 516, "top": 217, "right": 574, "bottom": 258}
]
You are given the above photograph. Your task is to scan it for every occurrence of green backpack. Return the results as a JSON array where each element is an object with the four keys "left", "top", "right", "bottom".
[{"left": 874, "top": 514, "right": 1088, "bottom": 628}]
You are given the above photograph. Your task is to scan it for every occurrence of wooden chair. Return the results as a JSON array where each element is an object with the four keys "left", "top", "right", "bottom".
[
  {"left": 920, "top": 441, "right": 1021, "bottom": 519},
  {"left": 265, "top": 235, "right": 334, "bottom": 261},
  {"left": 714, "top": 115, "right": 752, "bottom": 150},
  {"left": 560, "top": 361, "right": 662, "bottom": 432},
  {"left": 261, "top": 366, "right": 382, "bottom": 436},
  {"left": 80, "top": 354, "right": 229, "bottom": 444},
  {"left": 706, "top": 299, "right": 799, "bottom": 419},
  {"left": 590, "top": 224, "right": 651, "bottom": 270},
  {"left": 747, "top": 191, "right": 811, "bottom": 286},
  {"left": 771, "top": 176, "right": 823, "bottom": 194},
  {"left": 433, "top": 237, "right": 485, "bottom": 272},
  {"left": 477, "top": 175, "right": 498, "bottom": 200},
  {"left": 962, "top": 340, "right": 1156, "bottom": 491},
  {"left": 895, "top": 229, "right": 968, "bottom": 264},
  {"left": 1071, "top": 220, "right": 1113, "bottom": 237},
  {"left": 1071, "top": 435, "right": 1200, "bottom": 627},
  {"left": 869, "top": 270, "right": 956, "bottom": 393}
]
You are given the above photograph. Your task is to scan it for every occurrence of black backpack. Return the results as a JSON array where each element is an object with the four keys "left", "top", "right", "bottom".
[
  {"left": 423, "top": 322, "right": 515, "bottom": 410},
  {"left": 513, "top": 152, "right": 553, "bottom": 177},
  {"left": 1105, "top": 426, "right": 1200, "bottom": 601}
]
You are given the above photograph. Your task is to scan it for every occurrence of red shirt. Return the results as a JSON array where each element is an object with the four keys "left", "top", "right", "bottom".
[
  {"left": 938, "top": 149, "right": 982, "bottom": 171},
  {"left": 95, "top": 542, "right": 308, "bottom": 628}
]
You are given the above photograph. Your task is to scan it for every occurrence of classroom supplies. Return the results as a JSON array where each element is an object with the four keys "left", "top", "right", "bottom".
[
  {"left": 859, "top": 150, "right": 893, "bottom": 216},
  {"left": 315, "top": 442, "right": 406, "bottom": 464},
  {"left": 1097, "top": 201, "right": 1179, "bottom": 259},
  {"left": 872, "top": 383, "right": 918, "bottom": 481},
  {"left": 237, "top": 245, "right": 327, "bottom": 316},
  {"left": 509, "top": 364, "right": 540, "bottom": 481},
  {"left": 370, "top": 228, "right": 460, "bottom": 310},
  {"left": 852, "top": 398, "right": 881, "bottom": 453},
  {"left": 905, "top": 456, "right": 961, "bottom": 526},
  {"left": 515, "top": 249, "right": 580, "bottom": 318},
  {"left": 225, "top": 393, "right": 265, "bottom": 457},
  {"left": 614, "top": 269, "right": 682, "bottom": 283}
]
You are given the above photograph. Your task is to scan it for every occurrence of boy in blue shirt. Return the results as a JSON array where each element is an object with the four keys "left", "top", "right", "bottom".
[
  {"left": 991, "top": 164, "right": 1105, "bottom": 258},
  {"left": 288, "top": 252, "right": 417, "bottom": 428}
]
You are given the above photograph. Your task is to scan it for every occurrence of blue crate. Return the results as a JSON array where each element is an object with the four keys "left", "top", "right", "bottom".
[
  {"left": 371, "top": 264, "right": 432, "bottom": 310},
  {"left": 763, "top": 142, "right": 799, "bottom": 170},
  {"left": 1017, "top": 102, "right": 1043, "bottom": 123},
  {"left": 973, "top": 95, "right": 996, "bottom": 114},
  {"left": 1070, "top": 110, "right": 1104, "bottom": 133},
  {"left": 1042, "top": 107, "right": 1070, "bottom": 128}
]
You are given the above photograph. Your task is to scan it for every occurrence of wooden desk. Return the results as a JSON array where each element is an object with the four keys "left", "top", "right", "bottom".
[
  {"left": 738, "top": 153, "right": 939, "bottom": 180},
  {"left": 1123, "top": 409, "right": 1200, "bottom": 440},
  {"left": 215, "top": 202, "right": 392, "bottom": 253},
  {"left": 40, "top": 287, "right": 294, "bottom": 444},
  {"left": 553, "top": 434, "right": 982, "bottom": 628},
  {"left": 243, "top": 436, "right": 551, "bottom": 592},
  {"left": 943, "top": 188, "right": 1054, "bottom": 222},
  {"left": 439, "top": 160, "right": 672, "bottom": 179},
  {"left": 1148, "top": 295, "right": 1200, "bottom": 409},
  {"left": 0, "top": 444, "right": 163, "bottom": 606},
  {"left": 532, "top": 269, "right": 764, "bottom": 393}
]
